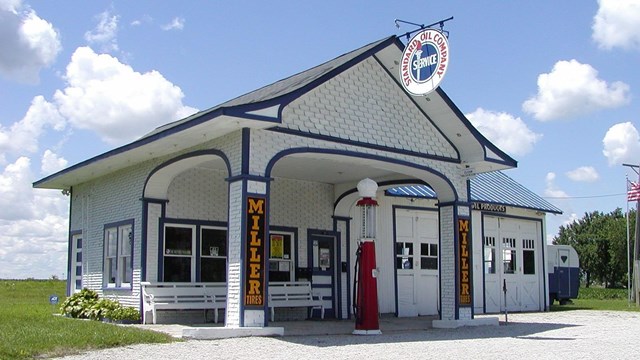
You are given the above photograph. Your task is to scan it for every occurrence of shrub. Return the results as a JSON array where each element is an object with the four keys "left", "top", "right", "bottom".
[
  {"left": 60, "top": 288, "right": 99, "bottom": 318},
  {"left": 107, "top": 306, "right": 141, "bottom": 322},
  {"left": 87, "top": 298, "right": 121, "bottom": 321}
]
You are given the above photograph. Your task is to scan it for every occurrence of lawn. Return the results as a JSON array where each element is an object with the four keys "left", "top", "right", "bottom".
[
  {"left": 550, "top": 286, "right": 640, "bottom": 312},
  {"left": 0, "top": 280, "right": 174, "bottom": 359}
]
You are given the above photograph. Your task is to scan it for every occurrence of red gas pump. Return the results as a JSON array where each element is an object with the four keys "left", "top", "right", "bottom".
[{"left": 352, "top": 178, "right": 381, "bottom": 335}]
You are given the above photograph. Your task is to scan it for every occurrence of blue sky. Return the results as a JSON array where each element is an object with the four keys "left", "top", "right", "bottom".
[{"left": 1, "top": 0, "right": 639, "bottom": 279}]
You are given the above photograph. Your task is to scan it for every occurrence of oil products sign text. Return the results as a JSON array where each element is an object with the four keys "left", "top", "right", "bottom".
[
  {"left": 245, "top": 196, "right": 266, "bottom": 307},
  {"left": 458, "top": 218, "right": 471, "bottom": 306}
]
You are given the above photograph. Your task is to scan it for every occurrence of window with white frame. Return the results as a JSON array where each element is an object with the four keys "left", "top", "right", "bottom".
[
  {"left": 268, "top": 231, "right": 294, "bottom": 282},
  {"left": 104, "top": 222, "right": 133, "bottom": 288}
]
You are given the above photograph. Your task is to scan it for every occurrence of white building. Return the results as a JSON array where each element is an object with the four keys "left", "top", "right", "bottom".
[{"left": 34, "top": 35, "right": 561, "bottom": 328}]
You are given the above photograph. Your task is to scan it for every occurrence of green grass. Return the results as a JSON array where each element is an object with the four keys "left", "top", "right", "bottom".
[
  {"left": 0, "top": 280, "right": 175, "bottom": 359},
  {"left": 551, "top": 286, "right": 640, "bottom": 312}
]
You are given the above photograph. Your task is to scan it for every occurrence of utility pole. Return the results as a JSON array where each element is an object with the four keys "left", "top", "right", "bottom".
[{"left": 623, "top": 163, "right": 640, "bottom": 305}]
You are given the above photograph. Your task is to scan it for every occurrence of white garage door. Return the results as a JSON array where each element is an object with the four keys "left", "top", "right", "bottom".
[
  {"left": 395, "top": 209, "right": 439, "bottom": 317},
  {"left": 483, "top": 216, "right": 542, "bottom": 313}
]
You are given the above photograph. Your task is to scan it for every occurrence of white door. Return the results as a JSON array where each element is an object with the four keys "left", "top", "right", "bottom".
[
  {"left": 483, "top": 217, "right": 542, "bottom": 313},
  {"left": 395, "top": 209, "right": 439, "bottom": 317},
  {"left": 70, "top": 234, "right": 83, "bottom": 293}
]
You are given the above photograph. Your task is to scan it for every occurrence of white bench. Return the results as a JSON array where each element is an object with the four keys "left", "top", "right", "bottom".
[
  {"left": 140, "top": 282, "right": 226, "bottom": 324},
  {"left": 268, "top": 281, "right": 325, "bottom": 322}
]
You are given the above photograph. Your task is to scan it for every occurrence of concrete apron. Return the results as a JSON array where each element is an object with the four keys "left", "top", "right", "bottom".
[{"left": 129, "top": 315, "right": 497, "bottom": 339}]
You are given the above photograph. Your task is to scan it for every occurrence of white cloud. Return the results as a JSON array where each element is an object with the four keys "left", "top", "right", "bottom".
[
  {"left": 522, "top": 60, "right": 630, "bottom": 121},
  {"left": 53, "top": 47, "right": 197, "bottom": 144},
  {"left": 41, "top": 149, "right": 67, "bottom": 175},
  {"left": 602, "top": 121, "right": 640, "bottom": 165},
  {"left": 465, "top": 108, "right": 542, "bottom": 156},
  {"left": 0, "top": 95, "right": 65, "bottom": 155},
  {"left": 84, "top": 9, "right": 119, "bottom": 53},
  {"left": 544, "top": 172, "right": 569, "bottom": 199},
  {"left": 0, "top": 156, "right": 69, "bottom": 279},
  {"left": 0, "top": 0, "right": 61, "bottom": 83},
  {"left": 162, "top": 17, "right": 185, "bottom": 31},
  {"left": 593, "top": 0, "right": 640, "bottom": 50},
  {"left": 566, "top": 166, "right": 600, "bottom": 182}
]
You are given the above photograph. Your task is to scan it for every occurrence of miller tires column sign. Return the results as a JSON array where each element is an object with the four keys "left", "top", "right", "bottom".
[
  {"left": 400, "top": 28, "right": 450, "bottom": 96},
  {"left": 245, "top": 196, "right": 266, "bottom": 307}
]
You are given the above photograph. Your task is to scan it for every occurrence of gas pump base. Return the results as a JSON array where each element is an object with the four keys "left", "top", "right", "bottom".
[{"left": 352, "top": 329, "right": 382, "bottom": 335}]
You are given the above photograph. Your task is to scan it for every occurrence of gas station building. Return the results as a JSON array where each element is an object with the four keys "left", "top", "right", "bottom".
[{"left": 34, "top": 35, "right": 561, "bottom": 329}]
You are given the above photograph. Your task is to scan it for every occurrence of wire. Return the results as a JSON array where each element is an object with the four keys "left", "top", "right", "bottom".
[{"left": 542, "top": 192, "right": 626, "bottom": 199}]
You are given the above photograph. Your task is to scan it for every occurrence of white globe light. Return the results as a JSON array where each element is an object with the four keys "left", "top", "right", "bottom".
[{"left": 357, "top": 178, "right": 378, "bottom": 198}]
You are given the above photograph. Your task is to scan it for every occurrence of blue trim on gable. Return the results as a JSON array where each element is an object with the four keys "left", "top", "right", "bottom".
[
  {"left": 268, "top": 127, "right": 460, "bottom": 165},
  {"left": 435, "top": 87, "right": 517, "bottom": 168}
]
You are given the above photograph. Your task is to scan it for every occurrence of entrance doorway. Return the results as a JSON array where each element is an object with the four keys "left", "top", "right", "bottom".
[
  {"left": 309, "top": 231, "right": 339, "bottom": 318},
  {"left": 394, "top": 209, "right": 439, "bottom": 317},
  {"left": 70, "top": 233, "right": 83, "bottom": 293},
  {"left": 483, "top": 216, "right": 542, "bottom": 313}
]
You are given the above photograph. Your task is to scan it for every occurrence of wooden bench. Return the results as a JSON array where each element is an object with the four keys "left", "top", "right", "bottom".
[
  {"left": 140, "top": 282, "right": 226, "bottom": 324},
  {"left": 268, "top": 281, "right": 324, "bottom": 322}
]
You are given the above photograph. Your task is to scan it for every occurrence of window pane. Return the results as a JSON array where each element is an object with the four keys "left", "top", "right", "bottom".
[
  {"left": 120, "top": 255, "right": 132, "bottom": 283},
  {"left": 420, "top": 243, "right": 429, "bottom": 256},
  {"left": 106, "top": 229, "right": 117, "bottom": 257},
  {"left": 120, "top": 226, "right": 132, "bottom": 256},
  {"left": 164, "top": 257, "right": 191, "bottom": 282},
  {"left": 76, "top": 238, "right": 82, "bottom": 249},
  {"left": 201, "top": 258, "right": 226, "bottom": 282},
  {"left": 421, "top": 257, "right": 437, "bottom": 270},
  {"left": 396, "top": 256, "right": 413, "bottom": 269},
  {"left": 523, "top": 250, "right": 535, "bottom": 274},
  {"left": 269, "top": 260, "right": 292, "bottom": 282},
  {"left": 503, "top": 249, "right": 516, "bottom": 274},
  {"left": 165, "top": 227, "right": 192, "bottom": 255},
  {"left": 107, "top": 258, "right": 117, "bottom": 284},
  {"left": 202, "top": 228, "right": 226, "bottom": 256},
  {"left": 484, "top": 248, "right": 495, "bottom": 274},
  {"left": 430, "top": 243, "right": 437, "bottom": 256}
]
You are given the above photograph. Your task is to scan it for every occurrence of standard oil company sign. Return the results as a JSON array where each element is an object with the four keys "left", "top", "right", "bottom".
[{"left": 399, "top": 28, "right": 450, "bottom": 96}]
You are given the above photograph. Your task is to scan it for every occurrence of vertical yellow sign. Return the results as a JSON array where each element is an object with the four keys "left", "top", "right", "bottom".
[
  {"left": 245, "top": 196, "right": 266, "bottom": 307},
  {"left": 458, "top": 218, "right": 471, "bottom": 306}
]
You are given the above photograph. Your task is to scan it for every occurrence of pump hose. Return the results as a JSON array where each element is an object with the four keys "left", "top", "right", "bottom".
[{"left": 352, "top": 243, "right": 362, "bottom": 323}]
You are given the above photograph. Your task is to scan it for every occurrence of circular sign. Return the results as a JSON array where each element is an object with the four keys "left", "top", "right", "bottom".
[
  {"left": 49, "top": 295, "right": 59, "bottom": 305},
  {"left": 399, "top": 28, "right": 450, "bottom": 96}
]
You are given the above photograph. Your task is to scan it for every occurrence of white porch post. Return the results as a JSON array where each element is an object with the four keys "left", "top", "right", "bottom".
[{"left": 225, "top": 178, "right": 270, "bottom": 328}]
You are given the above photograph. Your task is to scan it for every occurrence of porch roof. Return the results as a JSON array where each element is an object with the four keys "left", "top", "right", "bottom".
[
  {"left": 34, "top": 35, "right": 516, "bottom": 190},
  {"left": 386, "top": 171, "right": 562, "bottom": 214}
]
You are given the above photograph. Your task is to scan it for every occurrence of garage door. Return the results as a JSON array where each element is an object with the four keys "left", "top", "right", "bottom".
[
  {"left": 395, "top": 209, "right": 439, "bottom": 317},
  {"left": 483, "top": 216, "right": 542, "bottom": 313}
]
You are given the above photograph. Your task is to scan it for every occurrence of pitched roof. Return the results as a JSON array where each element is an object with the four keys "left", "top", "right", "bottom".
[{"left": 386, "top": 171, "right": 562, "bottom": 214}]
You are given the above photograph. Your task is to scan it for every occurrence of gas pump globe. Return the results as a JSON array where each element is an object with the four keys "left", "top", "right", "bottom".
[
  {"left": 353, "top": 178, "right": 381, "bottom": 335},
  {"left": 357, "top": 178, "right": 378, "bottom": 239}
]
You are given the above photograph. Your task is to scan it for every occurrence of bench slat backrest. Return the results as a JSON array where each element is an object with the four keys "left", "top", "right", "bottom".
[
  {"left": 269, "top": 281, "right": 315, "bottom": 301},
  {"left": 141, "top": 282, "right": 226, "bottom": 303}
]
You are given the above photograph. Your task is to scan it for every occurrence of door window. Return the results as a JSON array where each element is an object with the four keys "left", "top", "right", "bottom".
[
  {"left": 269, "top": 232, "right": 293, "bottom": 281},
  {"left": 201, "top": 227, "right": 227, "bottom": 282},
  {"left": 522, "top": 238, "right": 535, "bottom": 275},
  {"left": 420, "top": 243, "right": 438, "bottom": 270},
  {"left": 502, "top": 237, "right": 516, "bottom": 274},
  {"left": 164, "top": 225, "right": 194, "bottom": 282},
  {"left": 484, "top": 236, "right": 496, "bottom": 274},
  {"left": 396, "top": 242, "right": 413, "bottom": 269}
]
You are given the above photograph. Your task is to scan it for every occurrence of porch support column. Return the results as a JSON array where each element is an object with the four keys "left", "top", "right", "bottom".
[
  {"left": 225, "top": 177, "right": 270, "bottom": 328},
  {"left": 433, "top": 201, "right": 481, "bottom": 328}
]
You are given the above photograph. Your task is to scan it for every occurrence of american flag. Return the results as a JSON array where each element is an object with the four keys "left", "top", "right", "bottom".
[{"left": 628, "top": 181, "right": 640, "bottom": 202}]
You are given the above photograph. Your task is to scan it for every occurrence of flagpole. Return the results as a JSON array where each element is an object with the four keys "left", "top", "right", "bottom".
[{"left": 627, "top": 175, "right": 631, "bottom": 305}]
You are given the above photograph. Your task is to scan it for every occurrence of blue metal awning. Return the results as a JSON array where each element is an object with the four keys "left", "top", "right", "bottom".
[{"left": 385, "top": 171, "right": 562, "bottom": 214}]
